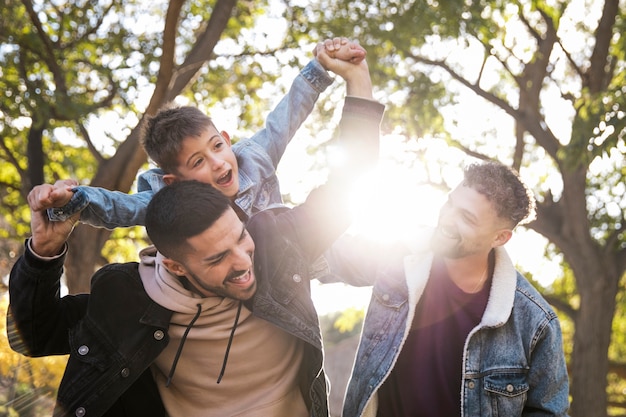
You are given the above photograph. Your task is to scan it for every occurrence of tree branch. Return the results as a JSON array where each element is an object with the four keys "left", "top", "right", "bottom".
[
  {"left": 166, "top": 0, "right": 239, "bottom": 101},
  {"left": 527, "top": 195, "right": 567, "bottom": 250},
  {"left": 517, "top": 5, "right": 543, "bottom": 44},
  {"left": 543, "top": 294, "right": 577, "bottom": 320},
  {"left": 77, "top": 122, "right": 105, "bottom": 164},
  {"left": 587, "top": 0, "right": 619, "bottom": 92},
  {"left": 148, "top": 0, "right": 185, "bottom": 111},
  {"left": 555, "top": 39, "right": 586, "bottom": 82},
  {"left": 448, "top": 140, "right": 492, "bottom": 162},
  {"left": 21, "top": 0, "right": 68, "bottom": 96},
  {"left": 408, "top": 52, "right": 563, "bottom": 159},
  {"left": 63, "top": 2, "right": 114, "bottom": 50},
  {"left": 470, "top": 34, "right": 519, "bottom": 87},
  {"left": 410, "top": 53, "right": 516, "bottom": 114}
]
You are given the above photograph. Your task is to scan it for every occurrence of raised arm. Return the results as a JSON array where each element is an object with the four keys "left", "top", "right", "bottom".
[
  {"left": 245, "top": 37, "right": 367, "bottom": 167},
  {"left": 47, "top": 169, "right": 162, "bottom": 228},
  {"left": 243, "top": 59, "right": 333, "bottom": 168},
  {"left": 8, "top": 184, "right": 88, "bottom": 357},
  {"left": 254, "top": 44, "right": 384, "bottom": 261},
  {"left": 47, "top": 58, "right": 334, "bottom": 228}
]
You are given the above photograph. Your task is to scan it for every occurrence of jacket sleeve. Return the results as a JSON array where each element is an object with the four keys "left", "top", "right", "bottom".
[
  {"left": 46, "top": 168, "right": 167, "bottom": 229},
  {"left": 248, "top": 59, "right": 333, "bottom": 168},
  {"left": 523, "top": 316, "right": 571, "bottom": 416},
  {"left": 7, "top": 241, "right": 89, "bottom": 356},
  {"left": 320, "top": 234, "right": 408, "bottom": 287},
  {"left": 261, "top": 96, "right": 384, "bottom": 262}
]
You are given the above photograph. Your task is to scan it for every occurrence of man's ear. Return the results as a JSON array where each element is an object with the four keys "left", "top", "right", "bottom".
[
  {"left": 161, "top": 257, "right": 187, "bottom": 276},
  {"left": 492, "top": 229, "right": 513, "bottom": 248},
  {"left": 163, "top": 174, "right": 178, "bottom": 185},
  {"left": 220, "top": 131, "right": 232, "bottom": 146}
]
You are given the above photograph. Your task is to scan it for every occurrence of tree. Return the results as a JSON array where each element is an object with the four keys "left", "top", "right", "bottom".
[
  {"left": 0, "top": 0, "right": 280, "bottom": 293},
  {"left": 294, "top": 0, "right": 625, "bottom": 416}
]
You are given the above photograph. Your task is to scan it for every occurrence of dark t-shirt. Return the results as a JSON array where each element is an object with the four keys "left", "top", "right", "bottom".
[{"left": 377, "top": 255, "right": 493, "bottom": 417}]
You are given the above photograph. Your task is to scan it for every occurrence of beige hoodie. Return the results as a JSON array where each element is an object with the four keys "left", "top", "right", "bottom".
[{"left": 138, "top": 246, "right": 308, "bottom": 417}]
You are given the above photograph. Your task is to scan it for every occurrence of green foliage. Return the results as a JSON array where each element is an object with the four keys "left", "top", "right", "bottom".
[
  {"left": 546, "top": 263, "right": 577, "bottom": 359},
  {"left": 610, "top": 274, "right": 626, "bottom": 361},
  {"left": 0, "top": 0, "right": 157, "bottom": 249},
  {"left": 182, "top": 1, "right": 286, "bottom": 133},
  {"left": 333, "top": 307, "right": 365, "bottom": 334},
  {"left": 319, "top": 308, "right": 364, "bottom": 347},
  {"left": 101, "top": 225, "right": 149, "bottom": 263},
  {"left": 0, "top": 0, "right": 283, "bottom": 266},
  {"left": 566, "top": 86, "right": 626, "bottom": 169},
  {"left": 0, "top": 295, "right": 66, "bottom": 403},
  {"left": 286, "top": 0, "right": 456, "bottom": 139}
]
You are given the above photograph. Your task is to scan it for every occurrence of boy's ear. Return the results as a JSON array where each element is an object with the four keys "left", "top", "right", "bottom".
[
  {"left": 163, "top": 174, "right": 178, "bottom": 185},
  {"left": 221, "top": 131, "right": 232, "bottom": 145}
]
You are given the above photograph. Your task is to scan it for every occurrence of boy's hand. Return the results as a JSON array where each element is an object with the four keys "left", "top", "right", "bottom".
[
  {"left": 315, "top": 37, "right": 366, "bottom": 65},
  {"left": 315, "top": 38, "right": 373, "bottom": 99},
  {"left": 28, "top": 183, "right": 79, "bottom": 257},
  {"left": 27, "top": 179, "right": 77, "bottom": 211}
]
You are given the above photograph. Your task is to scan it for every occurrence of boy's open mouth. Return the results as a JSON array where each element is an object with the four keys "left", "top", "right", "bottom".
[{"left": 216, "top": 170, "right": 233, "bottom": 186}]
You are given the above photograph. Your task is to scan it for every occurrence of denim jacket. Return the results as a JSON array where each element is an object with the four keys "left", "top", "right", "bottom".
[
  {"left": 330, "top": 236, "right": 570, "bottom": 417},
  {"left": 48, "top": 59, "right": 334, "bottom": 227},
  {"left": 8, "top": 97, "right": 384, "bottom": 417}
]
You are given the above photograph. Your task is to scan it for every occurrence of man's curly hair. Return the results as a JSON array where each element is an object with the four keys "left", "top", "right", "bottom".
[{"left": 462, "top": 161, "right": 536, "bottom": 227}]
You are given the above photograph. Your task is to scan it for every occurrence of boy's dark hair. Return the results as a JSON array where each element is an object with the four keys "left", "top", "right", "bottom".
[
  {"left": 145, "top": 180, "right": 231, "bottom": 261},
  {"left": 463, "top": 161, "right": 536, "bottom": 227},
  {"left": 141, "top": 104, "right": 217, "bottom": 174}
]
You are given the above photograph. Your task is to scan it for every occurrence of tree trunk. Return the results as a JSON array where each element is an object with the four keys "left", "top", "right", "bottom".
[
  {"left": 65, "top": 226, "right": 113, "bottom": 293},
  {"left": 63, "top": 126, "right": 145, "bottom": 293},
  {"left": 567, "top": 226, "right": 621, "bottom": 417},
  {"left": 532, "top": 163, "right": 621, "bottom": 417},
  {"left": 569, "top": 265, "right": 619, "bottom": 417},
  {"left": 26, "top": 124, "right": 45, "bottom": 190},
  {"left": 562, "top": 169, "right": 617, "bottom": 417}
]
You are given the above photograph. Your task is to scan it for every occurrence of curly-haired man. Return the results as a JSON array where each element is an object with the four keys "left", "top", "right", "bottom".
[{"left": 334, "top": 161, "right": 570, "bottom": 417}]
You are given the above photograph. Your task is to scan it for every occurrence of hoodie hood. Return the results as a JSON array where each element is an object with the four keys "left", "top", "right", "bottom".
[
  {"left": 138, "top": 245, "right": 225, "bottom": 314},
  {"left": 138, "top": 245, "right": 242, "bottom": 385}
]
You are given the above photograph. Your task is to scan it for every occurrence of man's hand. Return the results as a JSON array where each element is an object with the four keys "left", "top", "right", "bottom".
[
  {"left": 315, "top": 38, "right": 373, "bottom": 99},
  {"left": 28, "top": 182, "right": 80, "bottom": 257},
  {"left": 314, "top": 37, "right": 366, "bottom": 64}
]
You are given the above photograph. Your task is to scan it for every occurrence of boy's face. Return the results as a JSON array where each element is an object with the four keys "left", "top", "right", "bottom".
[
  {"left": 165, "top": 125, "right": 240, "bottom": 198},
  {"left": 163, "top": 207, "right": 257, "bottom": 300},
  {"left": 430, "top": 184, "right": 512, "bottom": 259}
]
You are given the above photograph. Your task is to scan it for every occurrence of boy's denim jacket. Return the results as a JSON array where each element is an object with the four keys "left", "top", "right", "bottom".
[
  {"left": 326, "top": 236, "right": 570, "bottom": 417},
  {"left": 49, "top": 59, "right": 334, "bottom": 227}
]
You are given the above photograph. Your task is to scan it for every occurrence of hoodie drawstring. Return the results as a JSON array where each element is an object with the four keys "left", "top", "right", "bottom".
[
  {"left": 166, "top": 303, "right": 202, "bottom": 387},
  {"left": 217, "top": 301, "right": 242, "bottom": 384},
  {"left": 165, "top": 301, "right": 243, "bottom": 387}
]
